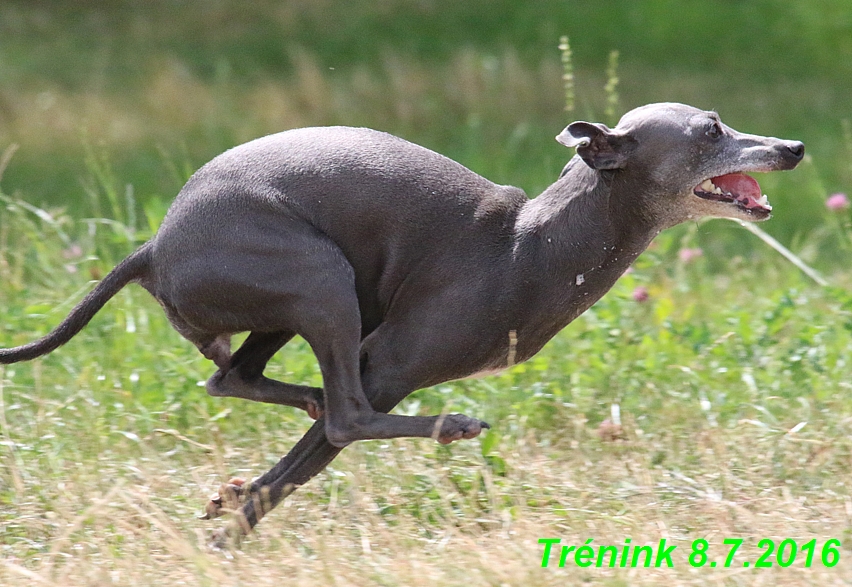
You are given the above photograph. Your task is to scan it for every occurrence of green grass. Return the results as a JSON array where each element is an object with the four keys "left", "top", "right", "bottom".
[
  {"left": 1, "top": 2, "right": 852, "bottom": 584},
  {"left": 0, "top": 143, "right": 851, "bottom": 584}
]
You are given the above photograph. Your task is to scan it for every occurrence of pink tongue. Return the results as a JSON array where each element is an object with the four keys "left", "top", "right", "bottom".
[{"left": 712, "top": 173, "right": 762, "bottom": 199}]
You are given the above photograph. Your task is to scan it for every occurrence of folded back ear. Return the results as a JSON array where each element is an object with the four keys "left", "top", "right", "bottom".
[{"left": 556, "top": 121, "right": 634, "bottom": 170}]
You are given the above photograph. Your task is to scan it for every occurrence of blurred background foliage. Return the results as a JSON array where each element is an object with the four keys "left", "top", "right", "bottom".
[{"left": 0, "top": 0, "right": 850, "bottom": 268}]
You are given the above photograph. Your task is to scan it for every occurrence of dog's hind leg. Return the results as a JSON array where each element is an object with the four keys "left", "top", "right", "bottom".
[
  {"left": 159, "top": 302, "right": 322, "bottom": 416},
  {"left": 206, "top": 362, "right": 434, "bottom": 543},
  {"left": 205, "top": 419, "right": 339, "bottom": 531},
  {"left": 205, "top": 331, "right": 324, "bottom": 419},
  {"left": 205, "top": 353, "right": 444, "bottom": 539}
]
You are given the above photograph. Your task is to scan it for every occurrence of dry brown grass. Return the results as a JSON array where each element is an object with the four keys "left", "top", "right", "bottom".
[
  {"left": 3, "top": 417, "right": 851, "bottom": 586},
  {"left": 0, "top": 49, "right": 565, "bottom": 155}
]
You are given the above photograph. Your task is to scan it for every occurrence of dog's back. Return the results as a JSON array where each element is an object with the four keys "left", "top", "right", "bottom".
[{"left": 148, "top": 127, "right": 528, "bottom": 331}]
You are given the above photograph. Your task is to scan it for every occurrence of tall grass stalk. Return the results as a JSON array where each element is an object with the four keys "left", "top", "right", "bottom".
[
  {"left": 0, "top": 144, "right": 19, "bottom": 186},
  {"left": 558, "top": 35, "right": 575, "bottom": 116},
  {"left": 604, "top": 50, "right": 621, "bottom": 127},
  {"left": 733, "top": 219, "right": 829, "bottom": 287},
  {"left": 842, "top": 118, "right": 852, "bottom": 183}
]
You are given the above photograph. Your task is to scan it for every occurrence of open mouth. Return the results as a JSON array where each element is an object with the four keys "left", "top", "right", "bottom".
[{"left": 693, "top": 173, "right": 772, "bottom": 218}]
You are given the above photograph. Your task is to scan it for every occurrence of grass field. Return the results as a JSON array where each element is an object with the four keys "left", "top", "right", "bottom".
[
  {"left": 2, "top": 2, "right": 852, "bottom": 585},
  {"left": 1, "top": 134, "right": 851, "bottom": 586}
]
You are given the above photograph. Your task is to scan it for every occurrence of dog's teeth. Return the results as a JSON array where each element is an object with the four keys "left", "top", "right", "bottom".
[
  {"left": 758, "top": 194, "right": 772, "bottom": 209},
  {"left": 700, "top": 180, "right": 715, "bottom": 192},
  {"left": 713, "top": 187, "right": 724, "bottom": 195}
]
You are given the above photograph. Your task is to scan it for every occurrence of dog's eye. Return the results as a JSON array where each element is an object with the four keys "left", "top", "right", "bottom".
[{"left": 706, "top": 121, "right": 723, "bottom": 140}]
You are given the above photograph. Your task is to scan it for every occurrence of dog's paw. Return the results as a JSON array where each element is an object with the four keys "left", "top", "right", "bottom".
[
  {"left": 199, "top": 477, "right": 246, "bottom": 520},
  {"left": 436, "top": 414, "right": 490, "bottom": 444}
]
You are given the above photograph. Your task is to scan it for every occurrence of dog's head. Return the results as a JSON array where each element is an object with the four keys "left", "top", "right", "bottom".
[{"left": 556, "top": 103, "right": 804, "bottom": 227}]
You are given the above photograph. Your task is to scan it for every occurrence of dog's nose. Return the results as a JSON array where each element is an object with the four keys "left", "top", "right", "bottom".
[{"left": 785, "top": 141, "right": 805, "bottom": 160}]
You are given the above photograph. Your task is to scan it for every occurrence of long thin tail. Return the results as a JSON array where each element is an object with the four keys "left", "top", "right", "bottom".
[{"left": 0, "top": 241, "right": 153, "bottom": 364}]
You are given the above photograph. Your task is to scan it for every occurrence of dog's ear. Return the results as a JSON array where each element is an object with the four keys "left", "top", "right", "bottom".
[{"left": 556, "top": 121, "right": 634, "bottom": 170}]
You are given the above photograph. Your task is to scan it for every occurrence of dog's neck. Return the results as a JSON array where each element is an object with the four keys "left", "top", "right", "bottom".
[{"left": 509, "top": 158, "right": 660, "bottom": 357}]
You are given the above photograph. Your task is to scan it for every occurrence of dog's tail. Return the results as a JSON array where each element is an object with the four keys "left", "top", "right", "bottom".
[{"left": 0, "top": 241, "right": 153, "bottom": 364}]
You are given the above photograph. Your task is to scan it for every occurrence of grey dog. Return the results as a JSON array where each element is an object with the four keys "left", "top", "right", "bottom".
[{"left": 0, "top": 103, "right": 803, "bottom": 541}]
